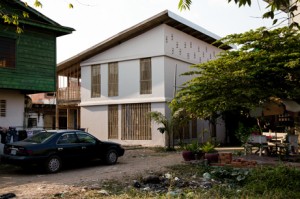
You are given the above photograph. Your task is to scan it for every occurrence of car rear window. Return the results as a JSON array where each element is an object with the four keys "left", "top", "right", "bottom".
[{"left": 23, "top": 132, "right": 56, "bottom": 144}]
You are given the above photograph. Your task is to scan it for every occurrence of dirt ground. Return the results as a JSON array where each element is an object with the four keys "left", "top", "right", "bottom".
[
  {"left": 0, "top": 147, "right": 300, "bottom": 199},
  {"left": 0, "top": 147, "right": 184, "bottom": 199}
]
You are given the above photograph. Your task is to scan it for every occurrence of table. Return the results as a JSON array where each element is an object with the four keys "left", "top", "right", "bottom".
[{"left": 268, "top": 142, "right": 289, "bottom": 156}]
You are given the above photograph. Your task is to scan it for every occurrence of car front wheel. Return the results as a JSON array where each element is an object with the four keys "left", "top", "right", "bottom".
[
  {"left": 104, "top": 149, "right": 118, "bottom": 165},
  {"left": 45, "top": 155, "right": 61, "bottom": 173}
]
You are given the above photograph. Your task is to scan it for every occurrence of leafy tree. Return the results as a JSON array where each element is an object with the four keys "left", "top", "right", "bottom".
[
  {"left": 179, "top": 0, "right": 299, "bottom": 28},
  {"left": 170, "top": 26, "right": 300, "bottom": 120},
  {"left": 149, "top": 108, "right": 189, "bottom": 150},
  {"left": 0, "top": 0, "right": 73, "bottom": 33}
]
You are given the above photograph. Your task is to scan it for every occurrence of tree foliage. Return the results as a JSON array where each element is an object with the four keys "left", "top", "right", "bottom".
[
  {"left": 0, "top": 0, "right": 73, "bottom": 33},
  {"left": 149, "top": 108, "right": 189, "bottom": 150},
  {"left": 178, "top": 0, "right": 299, "bottom": 29},
  {"left": 170, "top": 27, "right": 300, "bottom": 119}
]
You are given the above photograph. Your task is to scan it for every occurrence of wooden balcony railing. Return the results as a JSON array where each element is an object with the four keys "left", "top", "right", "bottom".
[{"left": 57, "top": 87, "right": 80, "bottom": 104}]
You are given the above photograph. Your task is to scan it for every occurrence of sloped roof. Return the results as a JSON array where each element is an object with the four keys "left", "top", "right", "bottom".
[
  {"left": 1, "top": 0, "right": 74, "bottom": 36},
  {"left": 58, "top": 10, "right": 230, "bottom": 72}
]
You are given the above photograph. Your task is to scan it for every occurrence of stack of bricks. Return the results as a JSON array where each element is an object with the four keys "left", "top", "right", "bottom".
[
  {"left": 210, "top": 152, "right": 257, "bottom": 168},
  {"left": 218, "top": 152, "right": 233, "bottom": 164},
  {"left": 231, "top": 158, "right": 257, "bottom": 167}
]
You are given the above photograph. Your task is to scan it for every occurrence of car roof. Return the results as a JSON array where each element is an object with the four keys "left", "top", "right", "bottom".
[{"left": 43, "top": 130, "right": 84, "bottom": 134}]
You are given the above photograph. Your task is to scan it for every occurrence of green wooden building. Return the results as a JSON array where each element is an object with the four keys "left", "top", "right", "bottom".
[{"left": 0, "top": 0, "right": 74, "bottom": 129}]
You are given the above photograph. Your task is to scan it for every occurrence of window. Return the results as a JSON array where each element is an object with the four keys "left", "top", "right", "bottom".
[
  {"left": 121, "top": 103, "right": 151, "bottom": 140},
  {"left": 140, "top": 58, "right": 152, "bottom": 94},
  {"left": 76, "top": 132, "right": 96, "bottom": 144},
  {"left": 0, "top": 37, "right": 16, "bottom": 68},
  {"left": 57, "top": 133, "right": 77, "bottom": 144},
  {"left": 108, "top": 105, "right": 118, "bottom": 139},
  {"left": 0, "top": 100, "right": 6, "bottom": 117},
  {"left": 91, "top": 64, "right": 101, "bottom": 97},
  {"left": 28, "top": 118, "right": 37, "bottom": 128},
  {"left": 46, "top": 92, "right": 55, "bottom": 97},
  {"left": 108, "top": 62, "right": 118, "bottom": 97}
]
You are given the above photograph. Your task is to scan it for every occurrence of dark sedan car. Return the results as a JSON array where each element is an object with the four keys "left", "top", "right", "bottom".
[{"left": 1, "top": 130, "right": 125, "bottom": 173}]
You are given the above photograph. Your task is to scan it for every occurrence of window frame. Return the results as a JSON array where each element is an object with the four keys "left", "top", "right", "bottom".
[
  {"left": 121, "top": 103, "right": 151, "bottom": 140},
  {"left": 108, "top": 62, "right": 119, "bottom": 97},
  {"left": 0, "top": 36, "right": 16, "bottom": 69},
  {"left": 140, "top": 58, "right": 152, "bottom": 94},
  {"left": 108, "top": 105, "right": 119, "bottom": 139}
]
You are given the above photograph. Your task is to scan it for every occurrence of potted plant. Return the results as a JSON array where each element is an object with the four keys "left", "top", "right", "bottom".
[
  {"left": 181, "top": 140, "right": 203, "bottom": 161},
  {"left": 201, "top": 141, "right": 219, "bottom": 163}
]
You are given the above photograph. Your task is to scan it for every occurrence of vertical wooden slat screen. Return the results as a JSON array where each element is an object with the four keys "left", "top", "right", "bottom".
[
  {"left": 57, "top": 63, "right": 81, "bottom": 102},
  {"left": 108, "top": 62, "right": 118, "bottom": 97},
  {"left": 0, "top": 100, "right": 6, "bottom": 117},
  {"left": 121, "top": 103, "right": 151, "bottom": 140},
  {"left": 192, "top": 119, "right": 197, "bottom": 138},
  {"left": 91, "top": 64, "right": 101, "bottom": 98},
  {"left": 175, "top": 122, "right": 191, "bottom": 140},
  {"left": 183, "top": 124, "right": 190, "bottom": 139},
  {"left": 108, "top": 105, "right": 118, "bottom": 139},
  {"left": 140, "top": 58, "right": 152, "bottom": 94}
]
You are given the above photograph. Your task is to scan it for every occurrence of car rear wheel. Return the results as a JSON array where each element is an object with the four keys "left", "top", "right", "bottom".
[
  {"left": 45, "top": 155, "right": 61, "bottom": 173},
  {"left": 105, "top": 149, "right": 118, "bottom": 165}
]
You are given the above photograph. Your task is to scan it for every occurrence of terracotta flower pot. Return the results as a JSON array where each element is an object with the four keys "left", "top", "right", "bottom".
[
  {"left": 204, "top": 152, "right": 219, "bottom": 163},
  {"left": 182, "top": 151, "right": 195, "bottom": 161},
  {"left": 182, "top": 151, "right": 204, "bottom": 161}
]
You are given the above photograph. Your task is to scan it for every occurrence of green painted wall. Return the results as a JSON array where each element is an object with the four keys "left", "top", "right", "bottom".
[{"left": 0, "top": 25, "right": 57, "bottom": 93}]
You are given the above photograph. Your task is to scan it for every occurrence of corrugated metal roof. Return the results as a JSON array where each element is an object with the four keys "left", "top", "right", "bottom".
[{"left": 57, "top": 10, "right": 231, "bottom": 72}]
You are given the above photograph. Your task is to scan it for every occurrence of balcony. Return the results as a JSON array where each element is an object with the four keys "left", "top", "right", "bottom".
[{"left": 57, "top": 86, "right": 80, "bottom": 104}]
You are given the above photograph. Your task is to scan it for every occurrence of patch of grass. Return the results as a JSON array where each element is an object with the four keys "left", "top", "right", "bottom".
[{"left": 241, "top": 165, "right": 300, "bottom": 198}]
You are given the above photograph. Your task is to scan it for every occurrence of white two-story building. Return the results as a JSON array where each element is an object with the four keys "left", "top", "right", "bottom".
[{"left": 58, "top": 10, "right": 230, "bottom": 146}]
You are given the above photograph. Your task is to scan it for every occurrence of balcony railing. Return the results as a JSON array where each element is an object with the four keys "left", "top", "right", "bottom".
[{"left": 57, "top": 87, "right": 80, "bottom": 104}]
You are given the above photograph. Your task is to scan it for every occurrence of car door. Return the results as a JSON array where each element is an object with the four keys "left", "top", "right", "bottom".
[
  {"left": 75, "top": 132, "right": 101, "bottom": 160},
  {"left": 56, "top": 132, "right": 82, "bottom": 161}
]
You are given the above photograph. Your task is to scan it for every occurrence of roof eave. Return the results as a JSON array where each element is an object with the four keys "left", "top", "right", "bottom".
[{"left": 57, "top": 10, "right": 231, "bottom": 71}]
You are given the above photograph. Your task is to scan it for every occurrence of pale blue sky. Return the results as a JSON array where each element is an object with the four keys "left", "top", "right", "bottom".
[{"left": 25, "top": 0, "right": 287, "bottom": 63}]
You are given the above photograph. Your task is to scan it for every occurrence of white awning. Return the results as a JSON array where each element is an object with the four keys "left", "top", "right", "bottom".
[
  {"left": 282, "top": 100, "right": 300, "bottom": 112},
  {"left": 250, "top": 99, "right": 300, "bottom": 117}
]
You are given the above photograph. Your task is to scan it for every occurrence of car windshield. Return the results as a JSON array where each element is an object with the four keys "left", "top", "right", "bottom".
[{"left": 23, "top": 132, "right": 56, "bottom": 144}]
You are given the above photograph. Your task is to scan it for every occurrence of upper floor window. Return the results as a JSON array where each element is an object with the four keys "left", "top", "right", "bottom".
[
  {"left": 91, "top": 64, "right": 101, "bottom": 98},
  {"left": 108, "top": 62, "right": 118, "bottom": 97},
  {"left": 140, "top": 58, "right": 152, "bottom": 94},
  {"left": 0, "top": 100, "right": 6, "bottom": 117},
  {"left": 0, "top": 37, "right": 16, "bottom": 68}
]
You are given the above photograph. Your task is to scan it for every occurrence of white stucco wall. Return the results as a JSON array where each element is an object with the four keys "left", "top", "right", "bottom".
[
  {"left": 289, "top": 0, "right": 300, "bottom": 25},
  {"left": 81, "top": 102, "right": 167, "bottom": 147},
  {"left": 81, "top": 57, "right": 166, "bottom": 106},
  {"left": 82, "top": 25, "right": 165, "bottom": 66},
  {"left": 0, "top": 89, "right": 24, "bottom": 128},
  {"left": 81, "top": 105, "right": 108, "bottom": 139},
  {"left": 164, "top": 25, "right": 223, "bottom": 65}
]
